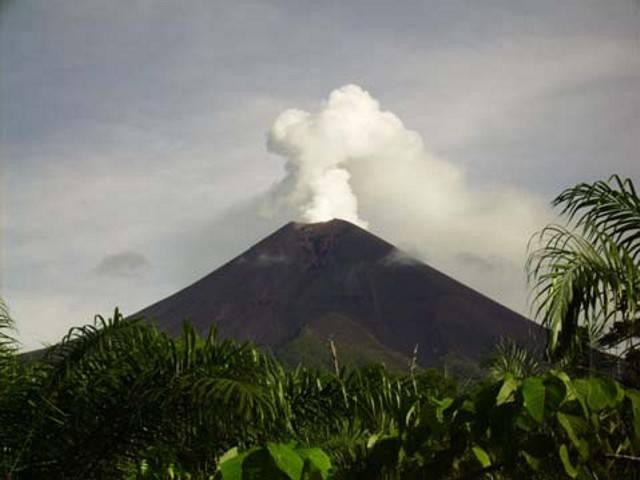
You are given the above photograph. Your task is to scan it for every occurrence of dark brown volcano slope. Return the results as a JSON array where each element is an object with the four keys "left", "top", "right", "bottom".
[{"left": 135, "top": 219, "right": 545, "bottom": 367}]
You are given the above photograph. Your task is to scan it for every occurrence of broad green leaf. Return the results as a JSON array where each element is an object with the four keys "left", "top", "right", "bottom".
[
  {"left": 557, "top": 412, "right": 581, "bottom": 448},
  {"left": 522, "top": 377, "right": 545, "bottom": 422},
  {"left": 552, "top": 370, "right": 573, "bottom": 390},
  {"left": 215, "top": 449, "right": 250, "bottom": 480},
  {"left": 431, "top": 396, "right": 454, "bottom": 409},
  {"left": 575, "top": 377, "right": 621, "bottom": 411},
  {"left": 572, "top": 379, "right": 589, "bottom": 401},
  {"left": 627, "top": 390, "right": 640, "bottom": 438},
  {"left": 555, "top": 412, "right": 590, "bottom": 460},
  {"left": 267, "top": 443, "right": 305, "bottom": 480},
  {"left": 219, "top": 447, "right": 240, "bottom": 465},
  {"left": 544, "top": 375, "right": 567, "bottom": 411},
  {"left": 514, "top": 411, "right": 535, "bottom": 432},
  {"left": 571, "top": 379, "right": 590, "bottom": 416},
  {"left": 242, "top": 449, "right": 288, "bottom": 480},
  {"left": 559, "top": 444, "right": 578, "bottom": 479},
  {"left": 297, "top": 447, "right": 331, "bottom": 480},
  {"left": 366, "top": 433, "right": 380, "bottom": 449},
  {"left": 576, "top": 439, "right": 589, "bottom": 462},
  {"left": 496, "top": 373, "right": 519, "bottom": 405},
  {"left": 460, "top": 399, "right": 476, "bottom": 413},
  {"left": 551, "top": 371, "right": 582, "bottom": 415},
  {"left": 587, "top": 377, "right": 623, "bottom": 411},
  {"left": 522, "top": 451, "right": 541, "bottom": 471},
  {"left": 471, "top": 445, "right": 491, "bottom": 468}
]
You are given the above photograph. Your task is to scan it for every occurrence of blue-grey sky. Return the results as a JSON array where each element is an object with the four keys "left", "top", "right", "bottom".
[{"left": 1, "top": 0, "right": 639, "bottom": 349}]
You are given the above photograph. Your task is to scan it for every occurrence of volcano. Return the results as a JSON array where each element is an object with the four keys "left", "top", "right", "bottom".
[{"left": 135, "top": 219, "right": 545, "bottom": 369}]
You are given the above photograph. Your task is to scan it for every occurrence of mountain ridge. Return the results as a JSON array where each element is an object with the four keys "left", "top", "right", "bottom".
[{"left": 134, "top": 219, "right": 546, "bottom": 367}]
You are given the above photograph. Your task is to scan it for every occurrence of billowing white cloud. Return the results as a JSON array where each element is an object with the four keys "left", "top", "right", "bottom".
[
  {"left": 263, "top": 85, "right": 552, "bottom": 310},
  {"left": 267, "top": 86, "right": 390, "bottom": 227}
]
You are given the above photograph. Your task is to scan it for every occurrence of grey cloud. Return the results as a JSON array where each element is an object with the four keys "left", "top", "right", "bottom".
[
  {"left": 93, "top": 251, "right": 151, "bottom": 278},
  {"left": 455, "top": 252, "right": 512, "bottom": 273},
  {"left": 381, "top": 248, "right": 422, "bottom": 267},
  {"left": 3, "top": 0, "right": 639, "bottom": 348}
]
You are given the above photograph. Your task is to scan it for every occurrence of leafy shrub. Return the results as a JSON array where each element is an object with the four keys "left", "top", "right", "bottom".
[{"left": 1, "top": 311, "right": 638, "bottom": 479}]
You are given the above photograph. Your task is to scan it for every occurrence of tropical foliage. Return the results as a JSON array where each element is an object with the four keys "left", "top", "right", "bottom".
[
  {"left": 214, "top": 443, "right": 332, "bottom": 480},
  {"left": 0, "top": 298, "right": 16, "bottom": 366},
  {"left": 527, "top": 175, "right": 640, "bottom": 379},
  {"left": 2, "top": 176, "right": 639, "bottom": 478},
  {"left": 0, "top": 309, "right": 638, "bottom": 479},
  {"left": 483, "top": 338, "right": 542, "bottom": 382}
]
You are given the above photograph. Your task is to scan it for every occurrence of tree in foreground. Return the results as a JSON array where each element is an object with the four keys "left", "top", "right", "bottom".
[
  {"left": 0, "top": 297, "right": 16, "bottom": 366},
  {"left": 0, "top": 308, "right": 638, "bottom": 479},
  {"left": 527, "top": 175, "right": 640, "bottom": 380}
]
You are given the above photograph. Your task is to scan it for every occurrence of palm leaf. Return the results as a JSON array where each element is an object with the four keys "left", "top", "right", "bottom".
[
  {"left": 554, "top": 175, "right": 640, "bottom": 260},
  {"left": 528, "top": 176, "right": 640, "bottom": 359},
  {"left": 0, "top": 297, "right": 16, "bottom": 351}
]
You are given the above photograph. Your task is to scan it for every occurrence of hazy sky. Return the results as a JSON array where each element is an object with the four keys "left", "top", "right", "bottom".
[{"left": 1, "top": 0, "right": 639, "bottom": 350}]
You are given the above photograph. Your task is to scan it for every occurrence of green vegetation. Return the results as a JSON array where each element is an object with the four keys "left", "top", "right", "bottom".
[
  {"left": 528, "top": 175, "right": 639, "bottom": 380},
  {"left": 0, "top": 298, "right": 16, "bottom": 367},
  {"left": 0, "top": 312, "right": 638, "bottom": 479},
  {"left": 1, "top": 176, "right": 638, "bottom": 478},
  {"left": 275, "top": 314, "right": 411, "bottom": 373}
]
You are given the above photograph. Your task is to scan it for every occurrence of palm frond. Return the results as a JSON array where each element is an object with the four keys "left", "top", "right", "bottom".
[
  {"left": 528, "top": 176, "right": 640, "bottom": 360},
  {"left": 554, "top": 175, "right": 640, "bottom": 260},
  {"left": 484, "top": 338, "right": 541, "bottom": 381},
  {"left": 528, "top": 225, "right": 639, "bottom": 354},
  {"left": 44, "top": 308, "right": 154, "bottom": 379},
  {"left": 0, "top": 297, "right": 17, "bottom": 361}
]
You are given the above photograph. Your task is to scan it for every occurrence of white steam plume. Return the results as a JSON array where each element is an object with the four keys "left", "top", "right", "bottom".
[
  {"left": 267, "top": 85, "right": 415, "bottom": 228},
  {"left": 263, "top": 84, "right": 550, "bottom": 313}
]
